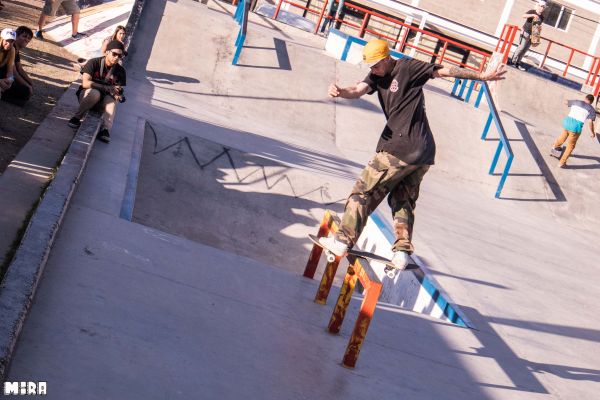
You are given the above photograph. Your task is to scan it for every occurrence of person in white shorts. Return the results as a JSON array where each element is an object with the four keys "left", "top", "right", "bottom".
[{"left": 36, "top": 0, "right": 87, "bottom": 40}]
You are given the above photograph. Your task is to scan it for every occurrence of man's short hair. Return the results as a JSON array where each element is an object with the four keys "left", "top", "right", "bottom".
[
  {"left": 15, "top": 26, "right": 34, "bottom": 38},
  {"left": 106, "top": 40, "right": 125, "bottom": 52},
  {"left": 585, "top": 94, "right": 595, "bottom": 103}
]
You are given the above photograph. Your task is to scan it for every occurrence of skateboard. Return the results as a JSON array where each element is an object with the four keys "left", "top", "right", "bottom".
[
  {"left": 531, "top": 22, "right": 542, "bottom": 47},
  {"left": 308, "top": 234, "right": 401, "bottom": 278},
  {"left": 550, "top": 146, "right": 565, "bottom": 159}
]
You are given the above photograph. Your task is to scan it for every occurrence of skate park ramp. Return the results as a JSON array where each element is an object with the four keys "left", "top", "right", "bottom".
[{"left": 5, "top": 1, "right": 600, "bottom": 399}]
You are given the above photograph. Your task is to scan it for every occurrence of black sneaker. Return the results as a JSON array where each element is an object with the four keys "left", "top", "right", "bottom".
[
  {"left": 71, "top": 32, "right": 87, "bottom": 40},
  {"left": 35, "top": 30, "right": 44, "bottom": 39},
  {"left": 98, "top": 128, "right": 110, "bottom": 143},
  {"left": 68, "top": 117, "right": 81, "bottom": 129}
]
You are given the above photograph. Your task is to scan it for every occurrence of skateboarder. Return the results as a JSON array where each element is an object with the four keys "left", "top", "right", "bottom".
[
  {"left": 511, "top": 0, "right": 546, "bottom": 70},
  {"left": 550, "top": 94, "right": 596, "bottom": 168},
  {"left": 319, "top": 39, "right": 506, "bottom": 270}
]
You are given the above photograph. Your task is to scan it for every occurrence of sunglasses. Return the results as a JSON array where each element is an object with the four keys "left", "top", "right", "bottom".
[{"left": 110, "top": 51, "right": 124, "bottom": 58}]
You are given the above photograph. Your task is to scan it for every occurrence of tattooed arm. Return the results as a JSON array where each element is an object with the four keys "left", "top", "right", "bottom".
[{"left": 433, "top": 64, "right": 506, "bottom": 82}]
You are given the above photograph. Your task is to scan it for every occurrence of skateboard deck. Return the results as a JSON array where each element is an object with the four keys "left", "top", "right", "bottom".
[
  {"left": 531, "top": 23, "right": 542, "bottom": 47},
  {"left": 308, "top": 234, "right": 401, "bottom": 278}
]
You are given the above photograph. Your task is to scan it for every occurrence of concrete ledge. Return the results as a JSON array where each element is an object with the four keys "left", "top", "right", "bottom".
[{"left": 0, "top": 0, "right": 147, "bottom": 382}]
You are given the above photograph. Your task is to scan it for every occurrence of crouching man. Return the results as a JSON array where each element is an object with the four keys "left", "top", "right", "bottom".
[{"left": 68, "top": 40, "right": 126, "bottom": 143}]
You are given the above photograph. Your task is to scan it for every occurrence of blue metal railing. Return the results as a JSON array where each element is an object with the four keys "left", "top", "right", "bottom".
[
  {"left": 451, "top": 80, "right": 514, "bottom": 198},
  {"left": 339, "top": 33, "right": 408, "bottom": 62},
  {"left": 232, "top": 0, "right": 249, "bottom": 65}
]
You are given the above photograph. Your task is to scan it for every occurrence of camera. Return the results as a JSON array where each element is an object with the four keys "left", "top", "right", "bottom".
[{"left": 115, "top": 86, "right": 126, "bottom": 103}]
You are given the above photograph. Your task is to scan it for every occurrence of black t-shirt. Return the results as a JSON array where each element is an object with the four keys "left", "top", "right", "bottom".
[
  {"left": 523, "top": 9, "right": 544, "bottom": 34},
  {"left": 363, "top": 58, "right": 442, "bottom": 165},
  {"left": 81, "top": 56, "right": 126, "bottom": 87},
  {"left": 15, "top": 49, "right": 20, "bottom": 64}
]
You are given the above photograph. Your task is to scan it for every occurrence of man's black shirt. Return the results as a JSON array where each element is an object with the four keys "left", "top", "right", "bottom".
[
  {"left": 523, "top": 9, "right": 544, "bottom": 34},
  {"left": 81, "top": 56, "right": 126, "bottom": 87},
  {"left": 363, "top": 58, "right": 442, "bottom": 165}
]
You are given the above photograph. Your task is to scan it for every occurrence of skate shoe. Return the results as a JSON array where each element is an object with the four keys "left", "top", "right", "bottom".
[
  {"left": 391, "top": 251, "right": 410, "bottom": 270},
  {"left": 318, "top": 236, "right": 349, "bottom": 257}
]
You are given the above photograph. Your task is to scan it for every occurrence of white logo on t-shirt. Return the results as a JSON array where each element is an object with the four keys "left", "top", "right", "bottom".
[{"left": 390, "top": 79, "right": 399, "bottom": 93}]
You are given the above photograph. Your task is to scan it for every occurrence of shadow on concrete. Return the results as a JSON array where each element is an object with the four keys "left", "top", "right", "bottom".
[
  {"left": 427, "top": 268, "right": 512, "bottom": 290},
  {"left": 54, "top": 11, "right": 131, "bottom": 47},
  {"left": 501, "top": 120, "right": 566, "bottom": 202},
  {"left": 20, "top": 47, "right": 77, "bottom": 74},
  {"left": 566, "top": 154, "right": 600, "bottom": 170},
  {"left": 238, "top": 38, "right": 292, "bottom": 70},
  {"left": 452, "top": 306, "right": 600, "bottom": 392},
  {"left": 146, "top": 71, "right": 201, "bottom": 85}
]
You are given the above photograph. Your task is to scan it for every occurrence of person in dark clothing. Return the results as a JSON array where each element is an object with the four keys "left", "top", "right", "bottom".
[
  {"left": 319, "top": 39, "right": 506, "bottom": 269},
  {"left": 511, "top": 0, "right": 546, "bottom": 70},
  {"left": 68, "top": 40, "right": 126, "bottom": 143}
]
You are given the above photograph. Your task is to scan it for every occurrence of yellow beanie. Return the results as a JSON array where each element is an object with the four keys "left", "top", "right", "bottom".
[{"left": 363, "top": 39, "right": 390, "bottom": 65}]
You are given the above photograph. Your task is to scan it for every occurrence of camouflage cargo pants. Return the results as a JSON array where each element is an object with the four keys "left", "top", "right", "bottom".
[{"left": 336, "top": 151, "right": 430, "bottom": 253}]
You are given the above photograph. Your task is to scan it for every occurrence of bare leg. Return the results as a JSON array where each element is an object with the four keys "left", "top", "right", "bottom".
[
  {"left": 71, "top": 13, "right": 80, "bottom": 36},
  {"left": 38, "top": 13, "right": 47, "bottom": 32}
]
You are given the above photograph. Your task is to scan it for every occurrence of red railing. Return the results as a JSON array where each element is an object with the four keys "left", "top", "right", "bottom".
[
  {"left": 273, "top": 0, "right": 490, "bottom": 72},
  {"left": 496, "top": 24, "right": 600, "bottom": 95},
  {"left": 538, "top": 39, "right": 600, "bottom": 85},
  {"left": 496, "top": 24, "right": 519, "bottom": 64},
  {"left": 304, "top": 210, "right": 383, "bottom": 369}
]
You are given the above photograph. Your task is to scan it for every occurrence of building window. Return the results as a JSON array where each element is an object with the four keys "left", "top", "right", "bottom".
[{"left": 544, "top": 2, "right": 574, "bottom": 31}]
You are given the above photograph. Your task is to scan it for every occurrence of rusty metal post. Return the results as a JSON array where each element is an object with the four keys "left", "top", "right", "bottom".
[
  {"left": 540, "top": 41, "right": 551, "bottom": 69},
  {"left": 314, "top": 256, "right": 341, "bottom": 304},
  {"left": 303, "top": 212, "right": 333, "bottom": 279},
  {"left": 327, "top": 265, "right": 357, "bottom": 334},
  {"left": 341, "top": 277, "right": 382, "bottom": 368}
]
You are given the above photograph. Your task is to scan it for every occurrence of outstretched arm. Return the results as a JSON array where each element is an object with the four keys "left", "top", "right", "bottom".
[
  {"left": 589, "top": 120, "right": 595, "bottom": 138},
  {"left": 433, "top": 64, "right": 506, "bottom": 82},
  {"left": 328, "top": 81, "right": 370, "bottom": 99}
]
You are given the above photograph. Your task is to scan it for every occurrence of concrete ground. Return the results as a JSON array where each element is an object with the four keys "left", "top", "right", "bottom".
[{"left": 5, "top": 0, "right": 600, "bottom": 399}]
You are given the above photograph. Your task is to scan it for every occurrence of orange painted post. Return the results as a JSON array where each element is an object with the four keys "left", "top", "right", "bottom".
[
  {"left": 328, "top": 265, "right": 358, "bottom": 334},
  {"left": 591, "top": 58, "right": 600, "bottom": 87},
  {"left": 315, "top": 256, "right": 342, "bottom": 304},
  {"left": 503, "top": 26, "right": 518, "bottom": 64},
  {"left": 437, "top": 41, "right": 448, "bottom": 64},
  {"left": 540, "top": 41, "right": 551, "bottom": 69},
  {"left": 341, "top": 265, "right": 382, "bottom": 368},
  {"left": 359, "top": 13, "right": 370, "bottom": 38},
  {"left": 314, "top": 0, "right": 329, "bottom": 34},
  {"left": 303, "top": 212, "right": 333, "bottom": 278},
  {"left": 273, "top": 0, "right": 284, "bottom": 20},
  {"left": 496, "top": 24, "right": 506, "bottom": 52},
  {"left": 563, "top": 48, "right": 575, "bottom": 77},
  {"left": 585, "top": 57, "right": 596, "bottom": 85}
]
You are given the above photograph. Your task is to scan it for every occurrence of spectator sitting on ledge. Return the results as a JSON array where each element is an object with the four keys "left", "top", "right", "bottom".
[
  {"left": 0, "top": 28, "right": 16, "bottom": 97},
  {"left": 101, "top": 25, "right": 126, "bottom": 54},
  {"left": 68, "top": 40, "right": 127, "bottom": 144},
  {"left": 1, "top": 26, "right": 34, "bottom": 106}
]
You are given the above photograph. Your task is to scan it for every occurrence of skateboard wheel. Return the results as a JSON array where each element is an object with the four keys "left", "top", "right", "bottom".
[
  {"left": 386, "top": 271, "right": 395, "bottom": 279},
  {"left": 326, "top": 252, "right": 336, "bottom": 263}
]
